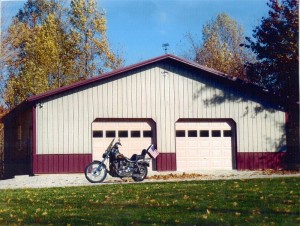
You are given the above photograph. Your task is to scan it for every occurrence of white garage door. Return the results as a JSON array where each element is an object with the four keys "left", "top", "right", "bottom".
[
  {"left": 176, "top": 121, "right": 233, "bottom": 171},
  {"left": 92, "top": 120, "right": 155, "bottom": 169}
]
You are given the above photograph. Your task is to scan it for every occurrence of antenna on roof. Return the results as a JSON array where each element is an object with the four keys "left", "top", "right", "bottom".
[{"left": 162, "top": 43, "right": 169, "bottom": 54}]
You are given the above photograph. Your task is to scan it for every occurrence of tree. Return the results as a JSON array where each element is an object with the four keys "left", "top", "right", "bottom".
[
  {"left": 2, "top": 0, "right": 124, "bottom": 109},
  {"left": 28, "top": 13, "right": 79, "bottom": 88},
  {"left": 3, "top": 14, "right": 78, "bottom": 108},
  {"left": 2, "top": 0, "right": 69, "bottom": 108},
  {"left": 15, "top": 0, "right": 55, "bottom": 27},
  {"left": 0, "top": 105, "right": 8, "bottom": 178},
  {"left": 244, "top": 0, "right": 299, "bottom": 169},
  {"left": 69, "top": 0, "right": 123, "bottom": 78},
  {"left": 2, "top": 18, "right": 41, "bottom": 108},
  {"left": 245, "top": 0, "right": 298, "bottom": 102},
  {"left": 185, "top": 13, "right": 253, "bottom": 78}
]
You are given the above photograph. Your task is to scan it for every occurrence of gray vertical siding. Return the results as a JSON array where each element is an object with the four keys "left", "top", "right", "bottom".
[{"left": 36, "top": 62, "right": 286, "bottom": 155}]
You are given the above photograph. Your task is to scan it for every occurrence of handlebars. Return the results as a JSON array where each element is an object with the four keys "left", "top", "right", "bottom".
[
  {"left": 105, "top": 138, "right": 122, "bottom": 151},
  {"left": 114, "top": 142, "right": 122, "bottom": 148}
]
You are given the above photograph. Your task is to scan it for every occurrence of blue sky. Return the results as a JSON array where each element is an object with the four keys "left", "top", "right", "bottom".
[{"left": 1, "top": 0, "right": 270, "bottom": 65}]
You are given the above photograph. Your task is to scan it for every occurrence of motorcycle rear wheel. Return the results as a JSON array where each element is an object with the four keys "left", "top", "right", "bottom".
[
  {"left": 132, "top": 165, "right": 148, "bottom": 182},
  {"left": 85, "top": 161, "right": 107, "bottom": 183}
]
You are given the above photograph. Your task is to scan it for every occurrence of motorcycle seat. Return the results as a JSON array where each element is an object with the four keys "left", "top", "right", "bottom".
[{"left": 129, "top": 149, "right": 147, "bottom": 162}]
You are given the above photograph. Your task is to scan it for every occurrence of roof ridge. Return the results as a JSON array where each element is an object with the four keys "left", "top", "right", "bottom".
[
  {"left": 27, "top": 54, "right": 172, "bottom": 102},
  {"left": 23, "top": 54, "right": 288, "bottom": 110}
]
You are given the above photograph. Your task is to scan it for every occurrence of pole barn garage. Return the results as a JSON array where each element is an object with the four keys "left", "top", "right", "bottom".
[{"left": 3, "top": 54, "right": 288, "bottom": 176}]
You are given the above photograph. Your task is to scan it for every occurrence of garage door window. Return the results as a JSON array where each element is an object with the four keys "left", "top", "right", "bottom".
[
  {"left": 223, "top": 130, "right": 232, "bottom": 137},
  {"left": 143, "top": 130, "right": 152, "bottom": 137},
  {"left": 118, "top": 131, "right": 128, "bottom": 137},
  {"left": 93, "top": 131, "right": 103, "bottom": 138},
  {"left": 188, "top": 130, "right": 197, "bottom": 137},
  {"left": 212, "top": 130, "right": 221, "bottom": 137},
  {"left": 200, "top": 130, "right": 209, "bottom": 137},
  {"left": 106, "top": 131, "right": 116, "bottom": 137},
  {"left": 131, "top": 131, "right": 141, "bottom": 137},
  {"left": 176, "top": 130, "right": 185, "bottom": 137}
]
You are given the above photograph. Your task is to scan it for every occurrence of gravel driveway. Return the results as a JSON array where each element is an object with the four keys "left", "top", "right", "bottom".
[{"left": 0, "top": 170, "right": 299, "bottom": 190}]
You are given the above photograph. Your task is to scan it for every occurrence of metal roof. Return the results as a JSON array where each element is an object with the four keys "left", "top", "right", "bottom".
[
  {"left": 27, "top": 54, "right": 232, "bottom": 102},
  {"left": 5, "top": 54, "right": 289, "bottom": 118}
]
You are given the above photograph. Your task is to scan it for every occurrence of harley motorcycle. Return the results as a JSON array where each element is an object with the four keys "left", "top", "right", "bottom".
[{"left": 85, "top": 138, "right": 151, "bottom": 183}]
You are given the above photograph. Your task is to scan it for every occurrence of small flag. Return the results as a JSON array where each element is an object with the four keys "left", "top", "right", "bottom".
[{"left": 147, "top": 144, "right": 159, "bottom": 159}]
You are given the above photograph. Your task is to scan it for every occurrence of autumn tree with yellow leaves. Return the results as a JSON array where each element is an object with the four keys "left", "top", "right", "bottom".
[
  {"left": 185, "top": 13, "right": 254, "bottom": 78},
  {"left": 2, "top": 0, "right": 123, "bottom": 109},
  {"left": 70, "top": 0, "right": 123, "bottom": 78}
]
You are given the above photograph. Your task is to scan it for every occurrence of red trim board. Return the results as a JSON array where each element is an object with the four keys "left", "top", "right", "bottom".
[
  {"left": 237, "top": 152, "right": 287, "bottom": 170},
  {"left": 33, "top": 154, "right": 92, "bottom": 174}
]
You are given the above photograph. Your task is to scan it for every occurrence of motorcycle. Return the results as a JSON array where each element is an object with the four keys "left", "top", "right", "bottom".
[{"left": 85, "top": 138, "right": 152, "bottom": 183}]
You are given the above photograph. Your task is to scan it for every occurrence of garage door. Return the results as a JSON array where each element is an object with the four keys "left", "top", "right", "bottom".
[
  {"left": 92, "top": 120, "right": 155, "bottom": 169},
  {"left": 176, "top": 121, "right": 233, "bottom": 171}
]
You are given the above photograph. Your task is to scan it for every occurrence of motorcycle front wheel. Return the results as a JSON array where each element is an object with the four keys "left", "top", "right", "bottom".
[
  {"left": 85, "top": 161, "right": 107, "bottom": 183},
  {"left": 132, "top": 165, "right": 148, "bottom": 182}
]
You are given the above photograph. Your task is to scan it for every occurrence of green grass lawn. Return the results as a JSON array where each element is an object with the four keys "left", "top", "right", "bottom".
[{"left": 0, "top": 177, "right": 299, "bottom": 225}]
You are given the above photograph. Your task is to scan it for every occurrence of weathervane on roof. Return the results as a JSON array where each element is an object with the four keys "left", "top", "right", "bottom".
[{"left": 162, "top": 43, "right": 169, "bottom": 54}]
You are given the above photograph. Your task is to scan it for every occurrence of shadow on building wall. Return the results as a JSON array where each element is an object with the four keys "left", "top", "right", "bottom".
[{"left": 192, "top": 81, "right": 299, "bottom": 169}]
